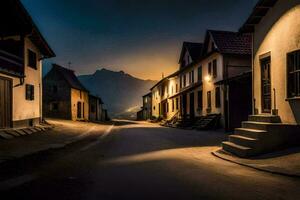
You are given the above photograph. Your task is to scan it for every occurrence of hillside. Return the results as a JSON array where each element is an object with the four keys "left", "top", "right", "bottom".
[{"left": 78, "top": 68, "right": 157, "bottom": 118}]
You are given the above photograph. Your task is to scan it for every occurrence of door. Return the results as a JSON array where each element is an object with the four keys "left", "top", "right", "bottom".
[
  {"left": 77, "top": 102, "right": 82, "bottom": 119},
  {"left": 0, "top": 77, "right": 12, "bottom": 128},
  {"left": 182, "top": 94, "right": 187, "bottom": 118},
  {"left": 189, "top": 92, "right": 195, "bottom": 119},
  {"left": 261, "top": 58, "right": 271, "bottom": 113}
]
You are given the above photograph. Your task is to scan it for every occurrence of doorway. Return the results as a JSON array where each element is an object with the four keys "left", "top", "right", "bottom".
[
  {"left": 0, "top": 77, "right": 12, "bottom": 128},
  {"left": 182, "top": 94, "right": 187, "bottom": 118},
  {"left": 77, "top": 102, "right": 82, "bottom": 119},
  {"left": 261, "top": 57, "right": 271, "bottom": 113},
  {"left": 189, "top": 92, "right": 195, "bottom": 119}
]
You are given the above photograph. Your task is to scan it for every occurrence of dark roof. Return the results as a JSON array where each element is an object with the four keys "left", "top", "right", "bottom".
[
  {"left": 1, "top": 0, "right": 55, "bottom": 58},
  {"left": 205, "top": 30, "right": 252, "bottom": 55},
  {"left": 240, "top": 0, "right": 278, "bottom": 33},
  {"left": 52, "top": 64, "right": 88, "bottom": 92},
  {"left": 179, "top": 42, "right": 203, "bottom": 63}
]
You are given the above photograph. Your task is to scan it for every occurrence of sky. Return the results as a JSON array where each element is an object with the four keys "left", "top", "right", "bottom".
[{"left": 21, "top": 0, "right": 258, "bottom": 80}]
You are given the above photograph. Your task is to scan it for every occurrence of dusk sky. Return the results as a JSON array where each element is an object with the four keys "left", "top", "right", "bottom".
[{"left": 21, "top": 0, "right": 258, "bottom": 80}]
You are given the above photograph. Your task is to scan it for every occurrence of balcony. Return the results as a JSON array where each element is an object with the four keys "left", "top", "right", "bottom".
[{"left": 0, "top": 40, "right": 24, "bottom": 77}]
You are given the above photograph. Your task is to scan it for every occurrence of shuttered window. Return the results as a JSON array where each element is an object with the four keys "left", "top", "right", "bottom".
[
  {"left": 197, "top": 90, "right": 203, "bottom": 110},
  {"left": 287, "top": 50, "right": 300, "bottom": 98},
  {"left": 25, "top": 84, "right": 34, "bottom": 101}
]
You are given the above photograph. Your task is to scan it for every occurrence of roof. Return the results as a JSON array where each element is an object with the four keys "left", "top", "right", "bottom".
[
  {"left": 179, "top": 42, "right": 204, "bottom": 64},
  {"left": 89, "top": 94, "right": 104, "bottom": 104},
  {"left": 240, "top": 0, "right": 278, "bottom": 33},
  {"left": 150, "top": 70, "right": 180, "bottom": 91},
  {"left": 52, "top": 64, "right": 88, "bottom": 92},
  {"left": 204, "top": 30, "right": 252, "bottom": 55},
  {"left": 1, "top": 0, "right": 55, "bottom": 58}
]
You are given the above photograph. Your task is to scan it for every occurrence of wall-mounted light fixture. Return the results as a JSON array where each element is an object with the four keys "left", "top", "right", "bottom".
[{"left": 205, "top": 75, "right": 212, "bottom": 83}]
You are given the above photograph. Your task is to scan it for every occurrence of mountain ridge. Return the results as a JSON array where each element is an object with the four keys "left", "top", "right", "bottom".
[{"left": 78, "top": 68, "right": 157, "bottom": 118}]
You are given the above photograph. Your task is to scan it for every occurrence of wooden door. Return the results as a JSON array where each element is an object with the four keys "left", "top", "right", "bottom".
[
  {"left": 0, "top": 77, "right": 12, "bottom": 128},
  {"left": 77, "top": 102, "right": 82, "bottom": 119},
  {"left": 261, "top": 58, "right": 271, "bottom": 113}
]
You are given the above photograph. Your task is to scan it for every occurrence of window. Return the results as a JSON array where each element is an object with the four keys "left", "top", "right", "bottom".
[
  {"left": 176, "top": 84, "right": 178, "bottom": 93},
  {"left": 180, "top": 76, "right": 183, "bottom": 89},
  {"left": 25, "top": 84, "right": 34, "bottom": 100},
  {"left": 198, "top": 90, "right": 203, "bottom": 110},
  {"left": 213, "top": 59, "right": 217, "bottom": 78},
  {"left": 172, "top": 99, "right": 175, "bottom": 112},
  {"left": 28, "top": 49, "right": 37, "bottom": 69},
  {"left": 207, "top": 91, "right": 211, "bottom": 109},
  {"left": 287, "top": 50, "right": 300, "bottom": 98},
  {"left": 183, "top": 74, "right": 187, "bottom": 87},
  {"left": 208, "top": 62, "right": 212, "bottom": 76},
  {"left": 153, "top": 106, "right": 156, "bottom": 110},
  {"left": 198, "top": 66, "right": 202, "bottom": 82},
  {"left": 191, "top": 70, "right": 194, "bottom": 83},
  {"left": 215, "top": 87, "right": 221, "bottom": 108},
  {"left": 176, "top": 98, "right": 179, "bottom": 110}
]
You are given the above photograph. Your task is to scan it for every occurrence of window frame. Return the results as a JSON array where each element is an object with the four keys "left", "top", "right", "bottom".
[
  {"left": 25, "top": 84, "right": 34, "bottom": 101},
  {"left": 27, "top": 49, "right": 37, "bottom": 69},
  {"left": 287, "top": 50, "right": 300, "bottom": 99}
]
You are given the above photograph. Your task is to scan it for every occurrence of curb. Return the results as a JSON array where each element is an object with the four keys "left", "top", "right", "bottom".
[{"left": 211, "top": 151, "right": 300, "bottom": 179}]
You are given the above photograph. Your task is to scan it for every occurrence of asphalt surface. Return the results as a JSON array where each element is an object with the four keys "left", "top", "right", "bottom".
[{"left": 1, "top": 120, "right": 300, "bottom": 200}]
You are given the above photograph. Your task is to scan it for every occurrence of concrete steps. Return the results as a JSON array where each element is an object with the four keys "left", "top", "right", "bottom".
[
  {"left": 222, "top": 115, "right": 282, "bottom": 157},
  {"left": 229, "top": 135, "right": 259, "bottom": 148},
  {"left": 222, "top": 141, "right": 255, "bottom": 158}
]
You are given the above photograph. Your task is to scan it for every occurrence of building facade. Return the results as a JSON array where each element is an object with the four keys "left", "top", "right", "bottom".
[
  {"left": 222, "top": 0, "right": 300, "bottom": 157},
  {"left": 89, "top": 95, "right": 104, "bottom": 122},
  {"left": 150, "top": 33, "right": 252, "bottom": 130},
  {"left": 43, "top": 64, "right": 89, "bottom": 121},
  {"left": 0, "top": 0, "right": 55, "bottom": 128}
]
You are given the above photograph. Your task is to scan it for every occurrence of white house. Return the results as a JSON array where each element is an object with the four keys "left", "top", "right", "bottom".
[
  {"left": 222, "top": 0, "right": 300, "bottom": 157},
  {"left": 0, "top": 0, "right": 55, "bottom": 128}
]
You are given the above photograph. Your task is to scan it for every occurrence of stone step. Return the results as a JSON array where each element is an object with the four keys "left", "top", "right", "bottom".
[
  {"left": 229, "top": 135, "right": 259, "bottom": 148},
  {"left": 248, "top": 115, "right": 281, "bottom": 123},
  {"left": 0, "top": 131, "right": 14, "bottom": 139},
  {"left": 222, "top": 141, "right": 255, "bottom": 158},
  {"left": 242, "top": 121, "right": 273, "bottom": 130},
  {"left": 235, "top": 128, "right": 267, "bottom": 139}
]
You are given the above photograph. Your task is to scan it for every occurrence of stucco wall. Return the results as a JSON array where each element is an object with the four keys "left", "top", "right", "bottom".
[
  {"left": 253, "top": 0, "right": 300, "bottom": 124},
  {"left": 1, "top": 37, "right": 43, "bottom": 125},
  {"left": 71, "top": 88, "right": 89, "bottom": 121}
]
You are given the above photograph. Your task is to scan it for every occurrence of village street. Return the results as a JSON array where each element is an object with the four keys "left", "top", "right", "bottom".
[{"left": 0, "top": 120, "right": 299, "bottom": 200}]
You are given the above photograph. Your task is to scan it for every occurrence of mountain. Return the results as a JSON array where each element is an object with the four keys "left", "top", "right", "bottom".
[{"left": 78, "top": 68, "right": 157, "bottom": 119}]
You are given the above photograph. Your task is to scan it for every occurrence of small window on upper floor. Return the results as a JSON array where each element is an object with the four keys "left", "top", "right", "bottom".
[
  {"left": 198, "top": 66, "right": 202, "bottom": 82},
  {"left": 208, "top": 62, "right": 212, "bottom": 76},
  {"left": 28, "top": 49, "right": 37, "bottom": 69},
  {"left": 213, "top": 59, "right": 217, "bottom": 78}
]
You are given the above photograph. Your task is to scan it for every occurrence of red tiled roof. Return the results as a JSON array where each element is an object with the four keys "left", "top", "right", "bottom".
[{"left": 208, "top": 30, "right": 252, "bottom": 55}]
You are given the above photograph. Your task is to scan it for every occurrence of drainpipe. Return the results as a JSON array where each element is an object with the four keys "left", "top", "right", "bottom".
[{"left": 251, "top": 33, "right": 256, "bottom": 115}]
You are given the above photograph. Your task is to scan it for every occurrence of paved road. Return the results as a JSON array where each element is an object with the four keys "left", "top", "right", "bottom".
[{"left": 1, "top": 120, "right": 300, "bottom": 200}]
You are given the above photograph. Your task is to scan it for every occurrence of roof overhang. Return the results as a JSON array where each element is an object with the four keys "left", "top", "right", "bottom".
[
  {"left": 0, "top": 0, "right": 56, "bottom": 58},
  {"left": 239, "top": 0, "right": 278, "bottom": 33}
]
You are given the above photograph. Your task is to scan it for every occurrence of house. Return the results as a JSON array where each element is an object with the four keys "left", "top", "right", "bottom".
[
  {"left": 222, "top": 0, "right": 300, "bottom": 157},
  {"left": 150, "top": 71, "right": 180, "bottom": 120},
  {"left": 43, "top": 64, "right": 89, "bottom": 121},
  {"left": 141, "top": 92, "right": 152, "bottom": 120},
  {"left": 0, "top": 0, "right": 55, "bottom": 128},
  {"left": 169, "top": 34, "right": 252, "bottom": 130},
  {"left": 89, "top": 95, "right": 104, "bottom": 122}
]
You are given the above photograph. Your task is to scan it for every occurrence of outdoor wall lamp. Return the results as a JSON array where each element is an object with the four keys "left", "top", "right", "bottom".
[{"left": 205, "top": 75, "right": 212, "bottom": 83}]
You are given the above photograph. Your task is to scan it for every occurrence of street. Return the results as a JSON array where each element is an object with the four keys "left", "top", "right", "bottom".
[{"left": 1, "top": 120, "right": 300, "bottom": 200}]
